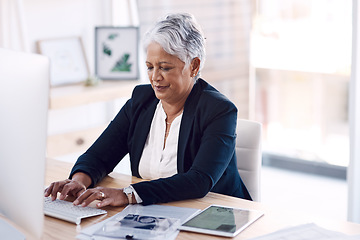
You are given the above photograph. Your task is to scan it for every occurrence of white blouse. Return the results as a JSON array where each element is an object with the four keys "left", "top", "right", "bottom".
[{"left": 138, "top": 101, "right": 182, "bottom": 180}]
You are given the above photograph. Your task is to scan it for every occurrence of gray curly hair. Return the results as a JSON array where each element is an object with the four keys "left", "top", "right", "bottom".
[{"left": 143, "top": 13, "right": 206, "bottom": 80}]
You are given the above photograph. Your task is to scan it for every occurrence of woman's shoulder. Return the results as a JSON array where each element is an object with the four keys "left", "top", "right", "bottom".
[
  {"left": 132, "top": 83, "right": 153, "bottom": 95},
  {"left": 195, "top": 79, "right": 236, "bottom": 107},
  {"left": 184, "top": 78, "right": 237, "bottom": 121},
  {"left": 122, "top": 84, "right": 157, "bottom": 112},
  {"left": 131, "top": 84, "right": 156, "bottom": 101}
]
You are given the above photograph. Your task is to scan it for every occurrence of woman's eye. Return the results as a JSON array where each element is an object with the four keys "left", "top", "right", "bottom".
[
  {"left": 147, "top": 66, "right": 153, "bottom": 71},
  {"left": 161, "top": 67, "right": 171, "bottom": 71}
]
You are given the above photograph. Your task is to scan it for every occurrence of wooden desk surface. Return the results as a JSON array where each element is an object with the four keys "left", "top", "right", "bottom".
[{"left": 42, "top": 159, "right": 360, "bottom": 240}]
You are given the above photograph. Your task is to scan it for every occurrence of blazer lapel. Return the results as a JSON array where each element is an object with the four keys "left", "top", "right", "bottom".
[
  {"left": 131, "top": 99, "right": 158, "bottom": 177},
  {"left": 177, "top": 81, "right": 202, "bottom": 173}
]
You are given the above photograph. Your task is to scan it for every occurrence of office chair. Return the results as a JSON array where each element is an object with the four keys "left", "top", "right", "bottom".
[{"left": 236, "top": 119, "right": 262, "bottom": 202}]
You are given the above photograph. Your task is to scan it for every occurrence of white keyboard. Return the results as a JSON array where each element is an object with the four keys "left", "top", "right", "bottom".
[{"left": 44, "top": 197, "right": 107, "bottom": 225}]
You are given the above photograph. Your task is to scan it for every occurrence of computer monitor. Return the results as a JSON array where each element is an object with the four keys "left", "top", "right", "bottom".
[{"left": 0, "top": 48, "right": 49, "bottom": 239}]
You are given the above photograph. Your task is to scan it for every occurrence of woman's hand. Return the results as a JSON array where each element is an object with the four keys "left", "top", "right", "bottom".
[
  {"left": 73, "top": 187, "right": 130, "bottom": 208},
  {"left": 44, "top": 172, "right": 91, "bottom": 201},
  {"left": 44, "top": 179, "right": 87, "bottom": 201}
]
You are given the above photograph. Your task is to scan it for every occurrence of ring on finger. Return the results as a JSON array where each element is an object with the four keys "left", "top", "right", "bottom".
[{"left": 99, "top": 191, "right": 105, "bottom": 200}]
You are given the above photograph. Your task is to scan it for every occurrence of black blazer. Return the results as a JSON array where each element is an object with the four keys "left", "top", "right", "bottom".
[{"left": 70, "top": 78, "right": 251, "bottom": 205}]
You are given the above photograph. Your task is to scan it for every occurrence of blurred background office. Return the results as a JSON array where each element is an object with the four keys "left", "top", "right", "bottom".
[{"left": 1, "top": 0, "right": 359, "bottom": 223}]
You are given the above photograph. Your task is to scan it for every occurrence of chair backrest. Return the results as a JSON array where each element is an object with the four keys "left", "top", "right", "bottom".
[{"left": 236, "top": 119, "right": 262, "bottom": 202}]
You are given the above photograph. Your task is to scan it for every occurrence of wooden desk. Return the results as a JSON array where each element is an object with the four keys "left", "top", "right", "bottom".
[{"left": 42, "top": 159, "right": 360, "bottom": 240}]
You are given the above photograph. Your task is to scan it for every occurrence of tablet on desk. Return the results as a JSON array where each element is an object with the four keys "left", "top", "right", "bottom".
[{"left": 178, "top": 205, "right": 263, "bottom": 237}]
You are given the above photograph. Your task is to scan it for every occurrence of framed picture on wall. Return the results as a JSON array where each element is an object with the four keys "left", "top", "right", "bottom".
[
  {"left": 37, "top": 37, "right": 89, "bottom": 86},
  {"left": 95, "top": 26, "right": 139, "bottom": 80}
]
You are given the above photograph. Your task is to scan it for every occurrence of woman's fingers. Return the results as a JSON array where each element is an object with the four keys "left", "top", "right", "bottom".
[
  {"left": 97, "top": 197, "right": 113, "bottom": 208},
  {"left": 74, "top": 187, "right": 86, "bottom": 198},
  {"left": 45, "top": 182, "right": 130, "bottom": 208},
  {"left": 44, "top": 179, "right": 85, "bottom": 201},
  {"left": 73, "top": 188, "right": 127, "bottom": 207},
  {"left": 59, "top": 180, "right": 86, "bottom": 200},
  {"left": 73, "top": 189, "right": 99, "bottom": 207},
  {"left": 44, "top": 183, "right": 53, "bottom": 196},
  {"left": 49, "top": 180, "right": 67, "bottom": 200}
]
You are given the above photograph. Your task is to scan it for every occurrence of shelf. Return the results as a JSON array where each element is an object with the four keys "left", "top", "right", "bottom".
[
  {"left": 49, "top": 80, "right": 140, "bottom": 110},
  {"left": 48, "top": 80, "right": 141, "bottom": 157}
]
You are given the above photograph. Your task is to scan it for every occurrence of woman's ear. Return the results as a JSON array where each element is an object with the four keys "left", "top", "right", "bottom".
[{"left": 190, "top": 57, "right": 201, "bottom": 77}]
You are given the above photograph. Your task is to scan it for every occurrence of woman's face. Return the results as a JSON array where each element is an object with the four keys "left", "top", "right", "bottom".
[{"left": 146, "top": 42, "right": 196, "bottom": 105}]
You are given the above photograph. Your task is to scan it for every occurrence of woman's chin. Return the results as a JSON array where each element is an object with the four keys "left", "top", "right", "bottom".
[
  {"left": 154, "top": 92, "right": 166, "bottom": 100},
  {"left": 154, "top": 89, "right": 169, "bottom": 99}
]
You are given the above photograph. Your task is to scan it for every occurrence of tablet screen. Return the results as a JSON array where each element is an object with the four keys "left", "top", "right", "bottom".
[{"left": 179, "top": 205, "right": 263, "bottom": 237}]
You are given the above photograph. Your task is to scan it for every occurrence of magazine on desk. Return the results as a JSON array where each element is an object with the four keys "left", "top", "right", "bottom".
[{"left": 77, "top": 204, "right": 200, "bottom": 240}]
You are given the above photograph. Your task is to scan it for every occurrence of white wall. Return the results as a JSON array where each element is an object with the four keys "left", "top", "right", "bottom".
[
  {"left": 0, "top": 0, "right": 137, "bottom": 71},
  {"left": 24, "top": 0, "right": 113, "bottom": 74},
  {"left": 0, "top": 0, "right": 28, "bottom": 50},
  {"left": 20, "top": 0, "right": 115, "bottom": 135}
]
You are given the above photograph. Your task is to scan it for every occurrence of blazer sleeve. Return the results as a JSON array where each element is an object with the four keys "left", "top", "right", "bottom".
[
  {"left": 132, "top": 93, "right": 238, "bottom": 205},
  {"left": 69, "top": 84, "right": 155, "bottom": 187},
  {"left": 69, "top": 98, "right": 133, "bottom": 187}
]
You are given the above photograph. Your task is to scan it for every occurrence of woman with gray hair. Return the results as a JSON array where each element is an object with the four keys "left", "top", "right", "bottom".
[{"left": 45, "top": 13, "right": 251, "bottom": 207}]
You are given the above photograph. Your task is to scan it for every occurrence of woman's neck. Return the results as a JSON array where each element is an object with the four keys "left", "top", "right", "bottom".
[{"left": 161, "top": 101, "right": 184, "bottom": 124}]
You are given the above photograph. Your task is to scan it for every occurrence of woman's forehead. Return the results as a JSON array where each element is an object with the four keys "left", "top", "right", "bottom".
[{"left": 146, "top": 42, "right": 183, "bottom": 65}]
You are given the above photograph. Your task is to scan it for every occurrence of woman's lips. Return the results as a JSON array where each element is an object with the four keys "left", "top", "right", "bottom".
[{"left": 154, "top": 85, "right": 169, "bottom": 91}]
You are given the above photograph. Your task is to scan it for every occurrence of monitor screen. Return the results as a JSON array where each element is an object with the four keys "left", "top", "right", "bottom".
[{"left": 0, "top": 48, "right": 49, "bottom": 239}]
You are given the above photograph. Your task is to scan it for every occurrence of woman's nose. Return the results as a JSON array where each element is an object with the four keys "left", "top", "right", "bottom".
[{"left": 151, "top": 69, "right": 162, "bottom": 81}]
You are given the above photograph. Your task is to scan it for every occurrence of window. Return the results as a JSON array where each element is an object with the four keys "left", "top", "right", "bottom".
[{"left": 251, "top": 0, "right": 352, "bottom": 167}]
